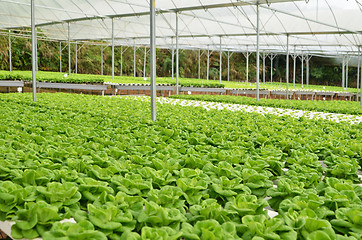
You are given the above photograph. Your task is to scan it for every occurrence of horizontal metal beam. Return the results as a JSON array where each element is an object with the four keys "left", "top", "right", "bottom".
[{"left": 2, "top": 0, "right": 303, "bottom": 29}]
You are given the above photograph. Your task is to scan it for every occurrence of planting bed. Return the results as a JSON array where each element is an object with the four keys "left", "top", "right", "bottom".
[
  {"left": 170, "top": 95, "right": 362, "bottom": 116},
  {"left": 0, "top": 93, "right": 361, "bottom": 239}
]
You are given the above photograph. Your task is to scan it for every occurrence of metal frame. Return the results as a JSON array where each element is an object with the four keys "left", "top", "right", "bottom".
[
  {"left": 150, "top": 0, "right": 156, "bottom": 121},
  {"left": 8, "top": 30, "right": 12, "bottom": 71},
  {"left": 31, "top": 0, "right": 36, "bottom": 102}
]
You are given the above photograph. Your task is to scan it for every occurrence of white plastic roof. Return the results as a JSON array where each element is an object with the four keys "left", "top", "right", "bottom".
[{"left": 1, "top": 0, "right": 361, "bottom": 56}]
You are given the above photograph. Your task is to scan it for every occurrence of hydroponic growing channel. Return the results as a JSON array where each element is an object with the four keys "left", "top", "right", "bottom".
[{"left": 0, "top": 93, "right": 361, "bottom": 239}]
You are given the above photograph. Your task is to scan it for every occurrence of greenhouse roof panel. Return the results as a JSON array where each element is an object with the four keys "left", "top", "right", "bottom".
[{"left": 0, "top": 0, "right": 361, "bottom": 56}]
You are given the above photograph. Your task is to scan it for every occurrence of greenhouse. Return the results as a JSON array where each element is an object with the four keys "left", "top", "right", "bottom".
[{"left": 0, "top": 0, "right": 361, "bottom": 239}]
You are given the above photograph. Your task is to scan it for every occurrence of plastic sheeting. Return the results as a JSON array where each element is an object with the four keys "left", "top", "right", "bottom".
[{"left": 0, "top": 0, "right": 361, "bottom": 56}]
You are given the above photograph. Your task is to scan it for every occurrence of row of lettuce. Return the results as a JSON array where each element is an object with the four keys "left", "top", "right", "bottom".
[
  {"left": 170, "top": 94, "right": 362, "bottom": 116},
  {"left": 0, "top": 93, "right": 361, "bottom": 240},
  {"left": 0, "top": 71, "right": 224, "bottom": 88},
  {"left": 1, "top": 70, "right": 360, "bottom": 93}
]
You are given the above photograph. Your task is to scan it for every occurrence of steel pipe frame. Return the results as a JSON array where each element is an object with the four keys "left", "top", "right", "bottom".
[
  {"left": 18, "top": 1, "right": 360, "bottom": 39},
  {"left": 59, "top": 41, "right": 62, "bottom": 72},
  {"left": 360, "top": 50, "right": 362, "bottom": 105},
  {"left": 111, "top": 18, "right": 115, "bottom": 81},
  {"left": 243, "top": 48, "right": 250, "bottom": 84},
  {"left": 207, "top": 47, "right": 210, "bottom": 82},
  {"left": 101, "top": 41, "right": 104, "bottom": 75},
  {"left": 171, "top": 37, "right": 174, "bottom": 79},
  {"left": 68, "top": 22, "right": 71, "bottom": 76},
  {"left": 357, "top": 47, "right": 360, "bottom": 102},
  {"left": 134, "top": 41, "right": 136, "bottom": 77},
  {"left": 35, "top": 30, "right": 38, "bottom": 72},
  {"left": 256, "top": 2, "right": 260, "bottom": 101},
  {"left": 268, "top": 53, "right": 276, "bottom": 84},
  {"left": 342, "top": 56, "right": 345, "bottom": 89},
  {"left": 198, "top": 49, "right": 201, "bottom": 80},
  {"left": 306, "top": 55, "right": 312, "bottom": 88},
  {"left": 143, "top": 47, "right": 147, "bottom": 78},
  {"left": 345, "top": 55, "right": 349, "bottom": 90},
  {"left": 176, "top": 12, "right": 179, "bottom": 95},
  {"left": 262, "top": 51, "right": 266, "bottom": 84},
  {"left": 227, "top": 51, "right": 230, "bottom": 82},
  {"left": 150, "top": 0, "right": 156, "bottom": 121},
  {"left": 292, "top": 47, "right": 297, "bottom": 88},
  {"left": 219, "top": 36, "right": 222, "bottom": 84},
  {"left": 75, "top": 41, "right": 78, "bottom": 74},
  {"left": 8, "top": 30, "right": 12, "bottom": 71},
  {"left": 7, "top": 1, "right": 361, "bottom": 61},
  {"left": 300, "top": 55, "right": 304, "bottom": 88},
  {"left": 120, "top": 45, "right": 123, "bottom": 76},
  {"left": 286, "top": 34, "right": 289, "bottom": 100},
  {"left": 31, "top": 0, "right": 36, "bottom": 102}
]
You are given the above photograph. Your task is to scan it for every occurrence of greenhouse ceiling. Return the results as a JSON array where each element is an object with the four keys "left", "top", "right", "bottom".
[{"left": 1, "top": 0, "right": 362, "bottom": 56}]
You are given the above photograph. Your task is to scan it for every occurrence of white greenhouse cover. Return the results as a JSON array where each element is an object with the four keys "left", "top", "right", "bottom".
[{"left": 0, "top": 0, "right": 361, "bottom": 56}]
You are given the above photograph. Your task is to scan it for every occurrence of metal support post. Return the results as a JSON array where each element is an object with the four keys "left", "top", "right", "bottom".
[
  {"left": 176, "top": 12, "right": 179, "bottom": 94},
  {"left": 171, "top": 37, "right": 174, "bottom": 79},
  {"left": 246, "top": 48, "right": 249, "bottom": 83},
  {"left": 286, "top": 34, "right": 289, "bottom": 100},
  {"left": 345, "top": 56, "right": 349, "bottom": 90},
  {"left": 144, "top": 47, "right": 147, "bottom": 78},
  {"left": 150, "top": 0, "right": 157, "bottom": 121},
  {"left": 262, "top": 52, "right": 266, "bottom": 84},
  {"left": 256, "top": 2, "right": 260, "bottom": 101},
  {"left": 112, "top": 18, "right": 115, "bottom": 81},
  {"left": 360, "top": 53, "right": 362, "bottom": 105},
  {"left": 207, "top": 47, "right": 210, "bottom": 82},
  {"left": 198, "top": 49, "right": 201, "bottom": 80},
  {"left": 293, "top": 49, "right": 296, "bottom": 88},
  {"left": 68, "top": 22, "right": 71, "bottom": 76},
  {"left": 59, "top": 42, "right": 62, "bottom": 72},
  {"left": 306, "top": 55, "right": 311, "bottom": 87},
  {"left": 342, "top": 56, "right": 345, "bottom": 88},
  {"left": 134, "top": 41, "right": 136, "bottom": 77},
  {"left": 219, "top": 36, "right": 222, "bottom": 83},
  {"left": 75, "top": 42, "right": 78, "bottom": 74},
  {"left": 120, "top": 46, "right": 123, "bottom": 76},
  {"left": 8, "top": 30, "right": 12, "bottom": 71},
  {"left": 269, "top": 54, "right": 276, "bottom": 84},
  {"left": 357, "top": 47, "right": 360, "bottom": 102},
  {"left": 31, "top": 0, "right": 36, "bottom": 102},
  {"left": 35, "top": 30, "right": 38, "bottom": 72},
  {"left": 301, "top": 55, "right": 304, "bottom": 88},
  {"left": 101, "top": 41, "right": 104, "bottom": 75},
  {"left": 227, "top": 51, "right": 230, "bottom": 81}
]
